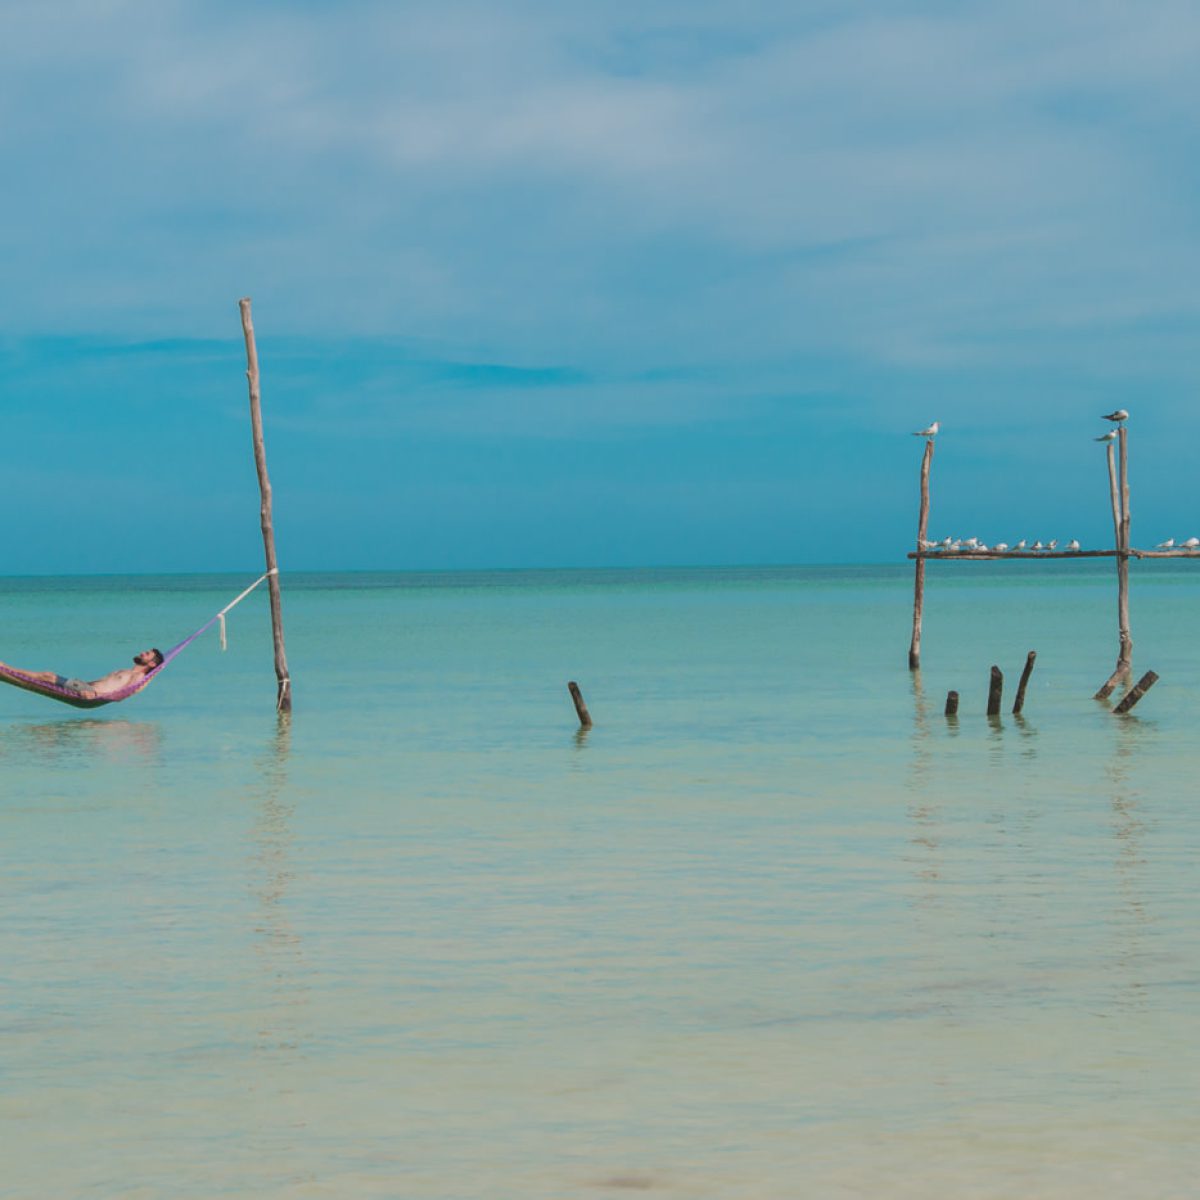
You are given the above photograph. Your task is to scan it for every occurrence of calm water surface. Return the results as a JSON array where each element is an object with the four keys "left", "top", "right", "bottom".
[{"left": 2, "top": 565, "right": 1198, "bottom": 1198}]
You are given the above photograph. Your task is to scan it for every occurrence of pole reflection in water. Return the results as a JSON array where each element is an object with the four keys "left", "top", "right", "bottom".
[
  {"left": 571, "top": 726, "right": 591, "bottom": 763},
  {"left": 1105, "top": 713, "right": 1151, "bottom": 1013},
  {"left": 1010, "top": 712, "right": 1039, "bottom": 763},
  {"left": 906, "top": 669, "right": 943, "bottom": 895},
  {"left": 246, "top": 713, "right": 312, "bottom": 1165}
]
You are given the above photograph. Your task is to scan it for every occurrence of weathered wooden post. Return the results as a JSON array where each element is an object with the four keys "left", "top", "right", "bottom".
[
  {"left": 568, "top": 681, "right": 592, "bottom": 729},
  {"left": 944, "top": 690, "right": 959, "bottom": 716},
  {"left": 1095, "top": 427, "right": 1132, "bottom": 700},
  {"left": 1114, "top": 670, "right": 1158, "bottom": 714},
  {"left": 1120, "top": 424, "right": 1132, "bottom": 653},
  {"left": 239, "top": 297, "right": 292, "bottom": 713},
  {"left": 1012, "top": 650, "right": 1037, "bottom": 715},
  {"left": 908, "top": 438, "right": 935, "bottom": 670},
  {"left": 986, "top": 665, "right": 1003, "bottom": 716}
]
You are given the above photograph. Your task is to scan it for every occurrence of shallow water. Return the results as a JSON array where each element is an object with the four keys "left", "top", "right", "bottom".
[{"left": 2, "top": 565, "right": 1198, "bottom": 1197}]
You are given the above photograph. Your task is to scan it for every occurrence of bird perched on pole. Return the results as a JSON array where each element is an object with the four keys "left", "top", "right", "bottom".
[
  {"left": 912, "top": 421, "right": 939, "bottom": 438},
  {"left": 1102, "top": 409, "right": 1129, "bottom": 422},
  {"left": 1095, "top": 430, "right": 1117, "bottom": 443}
]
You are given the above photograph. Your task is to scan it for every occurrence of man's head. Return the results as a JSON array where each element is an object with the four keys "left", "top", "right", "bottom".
[{"left": 134, "top": 648, "right": 164, "bottom": 669}]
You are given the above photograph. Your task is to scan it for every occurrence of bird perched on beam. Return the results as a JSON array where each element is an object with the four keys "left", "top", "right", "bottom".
[
  {"left": 1095, "top": 430, "right": 1117, "bottom": 443},
  {"left": 1102, "top": 409, "right": 1129, "bottom": 422},
  {"left": 912, "top": 421, "right": 939, "bottom": 437}
]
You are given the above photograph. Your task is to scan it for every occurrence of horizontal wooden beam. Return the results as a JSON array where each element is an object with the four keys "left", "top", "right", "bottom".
[
  {"left": 907, "top": 548, "right": 1200, "bottom": 561},
  {"left": 909, "top": 550, "right": 1117, "bottom": 560}
]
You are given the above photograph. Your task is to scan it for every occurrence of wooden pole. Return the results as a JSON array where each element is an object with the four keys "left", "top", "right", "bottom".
[
  {"left": 568, "top": 681, "right": 592, "bottom": 729},
  {"left": 1106, "top": 439, "right": 1121, "bottom": 549},
  {"left": 908, "top": 438, "right": 935, "bottom": 670},
  {"left": 1119, "top": 424, "right": 1132, "bottom": 665},
  {"left": 986, "top": 665, "right": 1003, "bottom": 716},
  {"left": 944, "top": 690, "right": 959, "bottom": 716},
  {"left": 1095, "top": 429, "right": 1132, "bottom": 700},
  {"left": 1113, "top": 670, "right": 1158, "bottom": 714},
  {"left": 239, "top": 298, "right": 292, "bottom": 713},
  {"left": 1012, "top": 650, "right": 1036, "bottom": 714}
]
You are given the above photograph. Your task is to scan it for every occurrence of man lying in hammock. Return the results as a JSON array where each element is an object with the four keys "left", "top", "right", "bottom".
[{"left": 0, "top": 648, "right": 164, "bottom": 701}]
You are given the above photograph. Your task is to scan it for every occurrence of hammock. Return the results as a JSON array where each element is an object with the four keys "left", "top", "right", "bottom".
[{"left": 0, "top": 571, "right": 276, "bottom": 710}]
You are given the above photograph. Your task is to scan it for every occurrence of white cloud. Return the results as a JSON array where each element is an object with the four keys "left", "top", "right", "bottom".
[{"left": 1, "top": 0, "right": 1198, "bottom": 378}]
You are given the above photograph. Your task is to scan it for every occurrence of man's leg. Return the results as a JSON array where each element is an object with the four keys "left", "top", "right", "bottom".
[{"left": 0, "top": 661, "right": 63, "bottom": 684}]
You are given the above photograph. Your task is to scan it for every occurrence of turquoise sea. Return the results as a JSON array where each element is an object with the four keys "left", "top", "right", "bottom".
[{"left": 2, "top": 564, "right": 1198, "bottom": 1198}]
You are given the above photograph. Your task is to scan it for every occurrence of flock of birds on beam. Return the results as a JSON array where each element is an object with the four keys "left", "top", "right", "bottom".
[
  {"left": 918, "top": 537, "right": 1082, "bottom": 555},
  {"left": 910, "top": 408, "right": 1200, "bottom": 555}
]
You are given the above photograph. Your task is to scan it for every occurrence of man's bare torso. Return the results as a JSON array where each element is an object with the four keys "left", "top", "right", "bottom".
[{"left": 88, "top": 665, "right": 150, "bottom": 697}]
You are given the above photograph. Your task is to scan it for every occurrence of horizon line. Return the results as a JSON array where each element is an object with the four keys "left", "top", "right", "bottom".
[{"left": 0, "top": 558, "right": 1138, "bottom": 580}]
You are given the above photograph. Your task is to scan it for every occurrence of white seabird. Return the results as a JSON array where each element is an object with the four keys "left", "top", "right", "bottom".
[
  {"left": 1047, "top": 539, "right": 1058, "bottom": 550},
  {"left": 1182, "top": 537, "right": 1200, "bottom": 549},
  {"left": 1156, "top": 538, "right": 1175, "bottom": 549},
  {"left": 1013, "top": 539, "right": 1027, "bottom": 551},
  {"left": 993, "top": 542, "right": 1009, "bottom": 553},
  {"left": 912, "top": 421, "right": 940, "bottom": 437},
  {"left": 1066, "top": 539, "right": 1081, "bottom": 551},
  {"left": 1095, "top": 431, "right": 1118, "bottom": 443},
  {"left": 1102, "top": 409, "right": 1129, "bottom": 422},
  {"left": 1032, "top": 540, "right": 1045, "bottom": 551}
]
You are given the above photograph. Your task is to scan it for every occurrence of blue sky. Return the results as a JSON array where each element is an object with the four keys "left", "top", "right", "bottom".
[{"left": 2, "top": 0, "right": 1199, "bottom": 572}]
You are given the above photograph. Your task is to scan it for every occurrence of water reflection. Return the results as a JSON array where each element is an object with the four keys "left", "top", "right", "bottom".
[
  {"left": 1105, "top": 712, "right": 1151, "bottom": 1013},
  {"left": 908, "top": 669, "right": 932, "bottom": 781},
  {"left": 906, "top": 670, "right": 942, "bottom": 892},
  {"left": 247, "top": 714, "right": 310, "bottom": 1065},
  {"left": 0, "top": 718, "right": 163, "bottom": 767},
  {"left": 1009, "top": 713, "right": 1039, "bottom": 763},
  {"left": 985, "top": 711, "right": 1005, "bottom": 761}
]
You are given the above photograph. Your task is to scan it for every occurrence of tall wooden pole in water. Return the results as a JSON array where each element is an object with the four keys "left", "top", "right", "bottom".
[
  {"left": 908, "top": 438, "right": 935, "bottom": 669},
  {"left": 239, "top": 297, "right": 292, "bottom": 713},
  {"left": 1095, "top": 426, "right": 1132, "bottom": 700},
  {"left": 1120, "top": 424, "right": 1132, "bottom": 662}
]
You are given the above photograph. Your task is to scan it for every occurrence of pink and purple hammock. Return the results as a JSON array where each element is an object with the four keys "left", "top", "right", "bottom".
[{"left": 0, "top": 571, "right": 274, "bottom": 710}]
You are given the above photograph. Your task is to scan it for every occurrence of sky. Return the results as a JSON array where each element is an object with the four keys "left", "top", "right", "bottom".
[{"left": 2, "top": 0, "right": 1199, "bottom": 572}]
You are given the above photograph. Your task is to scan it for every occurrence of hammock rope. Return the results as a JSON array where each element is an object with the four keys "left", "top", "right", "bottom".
[{"left": 0, "top": 569, "right": 277, "bottom": 710}]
